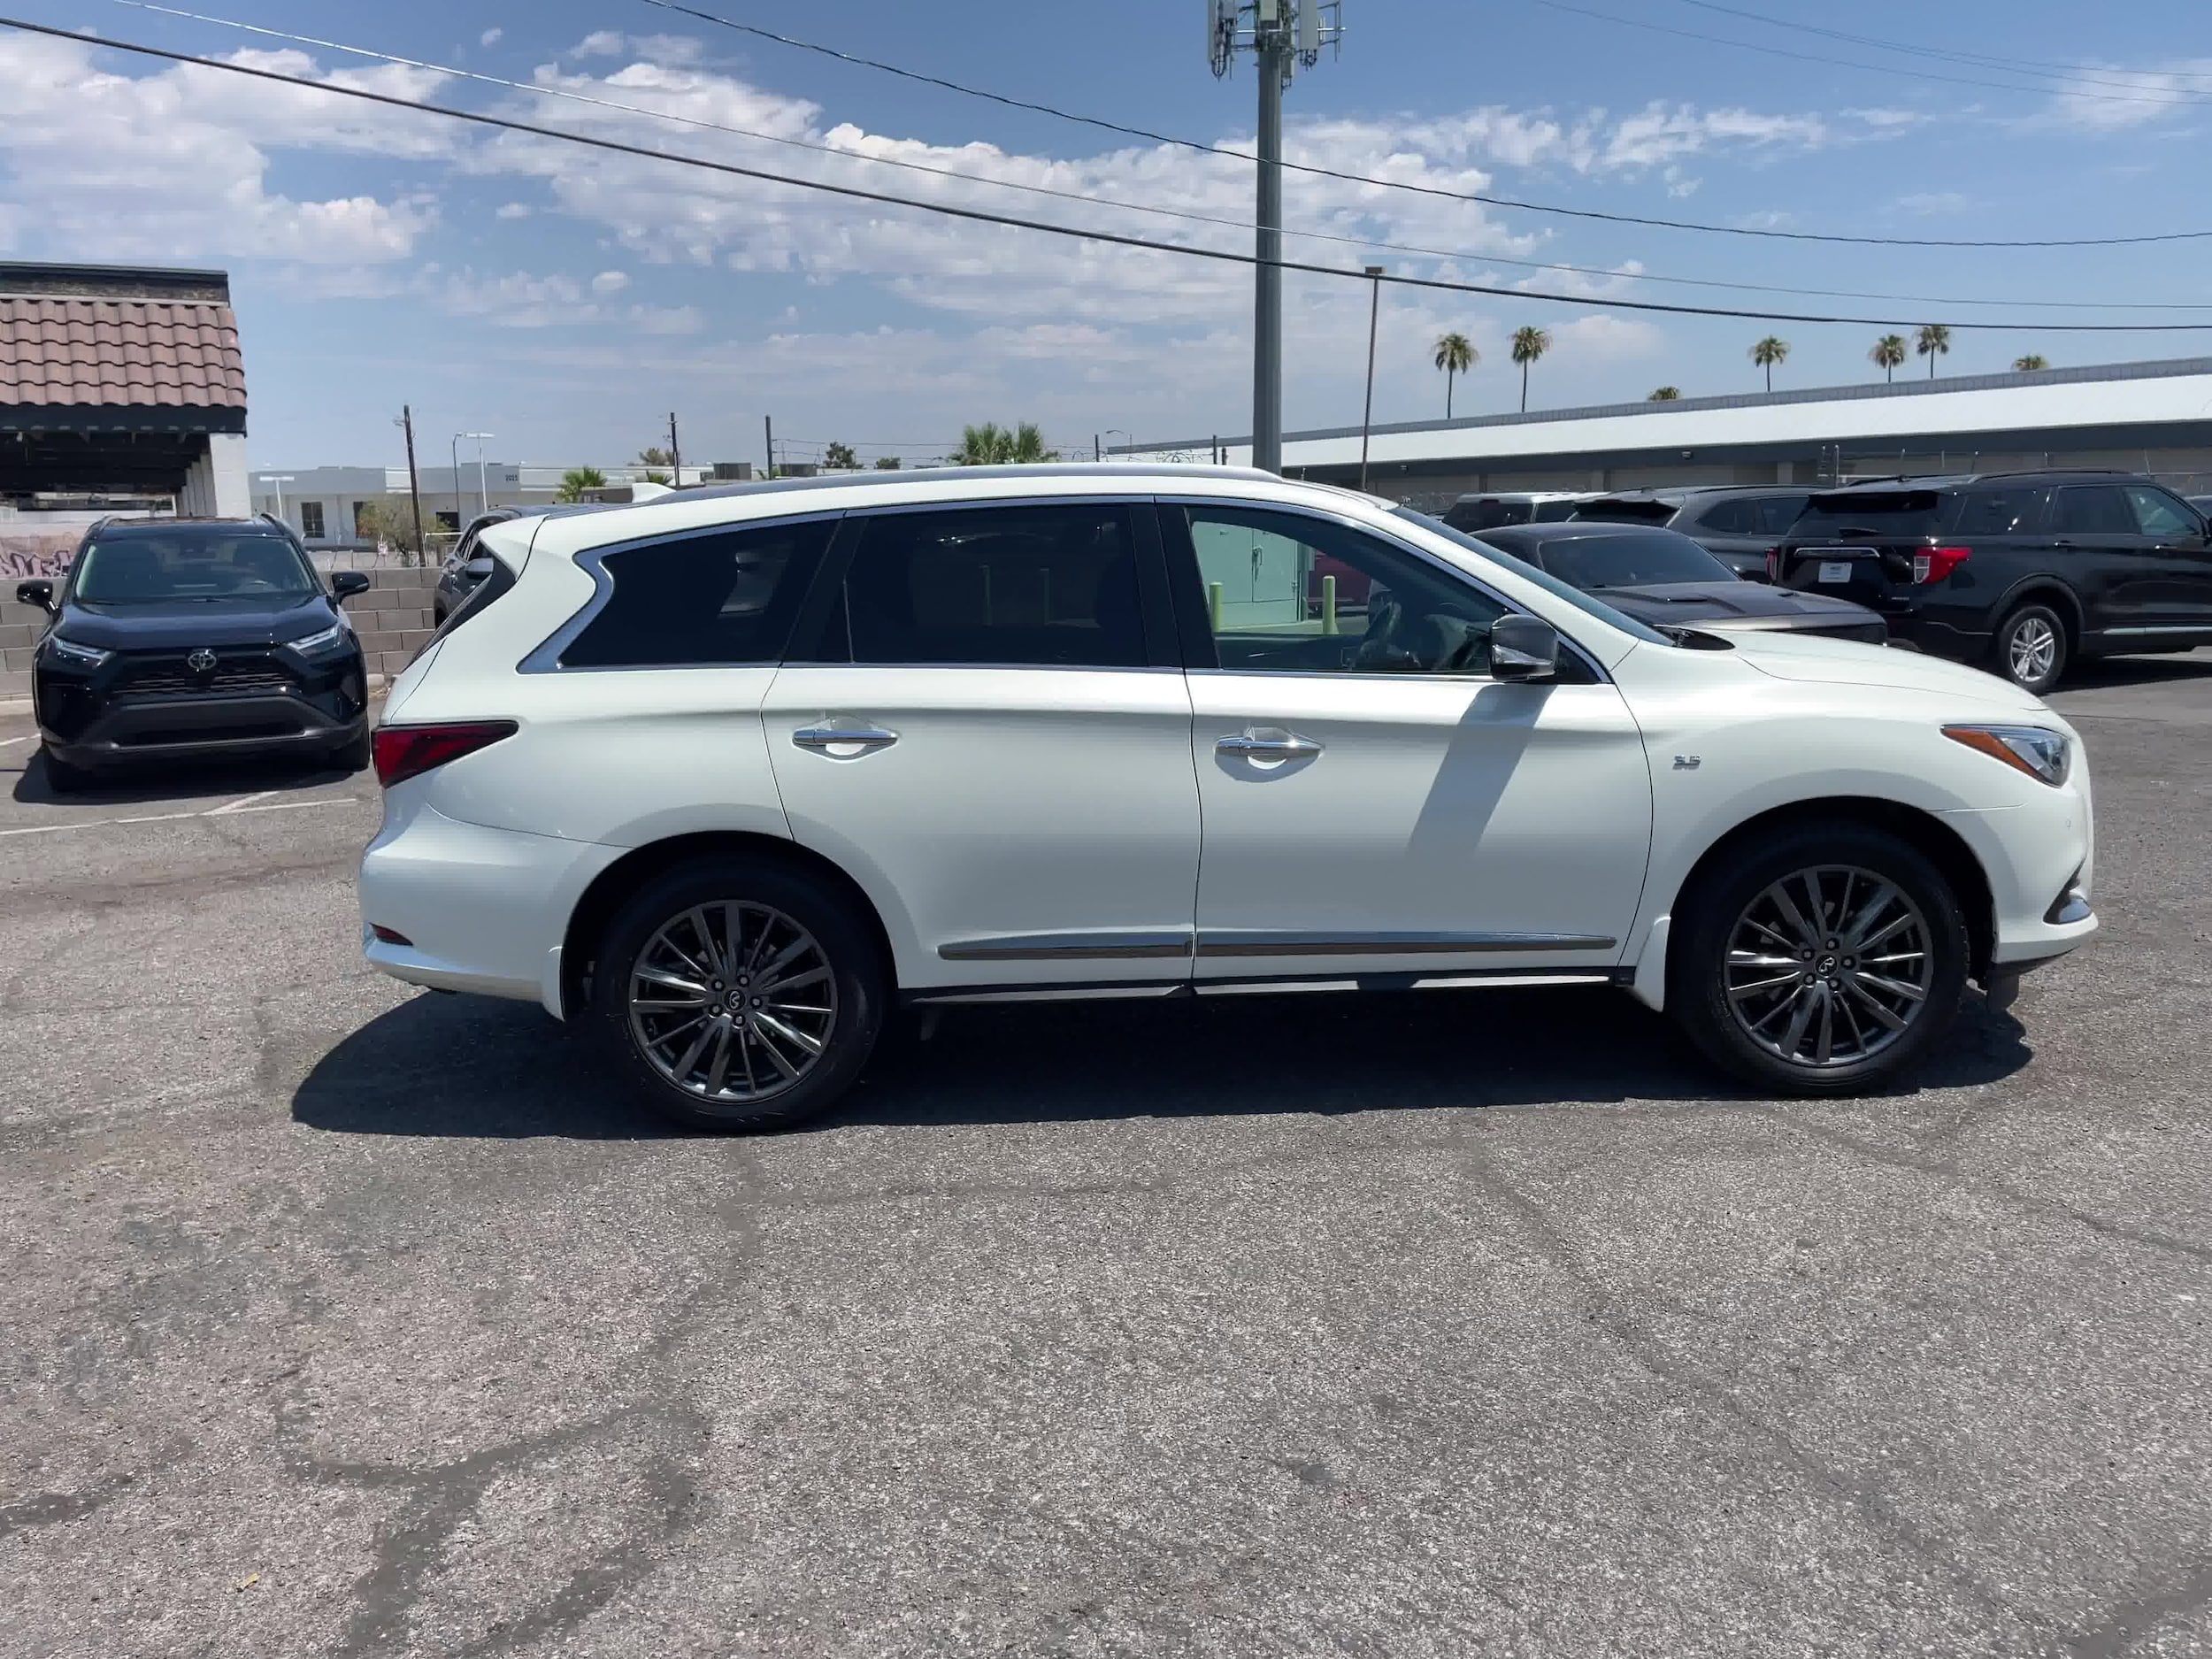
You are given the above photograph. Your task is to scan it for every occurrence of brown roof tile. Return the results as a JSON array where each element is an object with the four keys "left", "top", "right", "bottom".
[{"left": 0, "top": 296, "right": 245, "bottom": 410}]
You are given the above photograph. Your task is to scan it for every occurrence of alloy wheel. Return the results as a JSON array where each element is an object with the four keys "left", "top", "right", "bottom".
[
  {"left": 626, "top": 902, "right": 837, "bottom": 1103},
  {"left": 2008, "top": 615, "right": 2059, "bottom": 685},
  {"left": 1723, "top": 865, "right": 1933, "bottom": 1070}
]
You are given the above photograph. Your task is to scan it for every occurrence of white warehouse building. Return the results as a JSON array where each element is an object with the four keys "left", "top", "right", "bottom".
[{"left": 1125, "top": 356, "right": 2212, "bottom": 507}]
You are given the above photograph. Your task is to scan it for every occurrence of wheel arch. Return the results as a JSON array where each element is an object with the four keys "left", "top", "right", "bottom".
[
  {"left": 1664, "top": 795, "right": 1996, "bottom": 984},
  {"left": 558, "top": 831, "right": 897, "bottom": 1020},
  {"left": 1993, "top": 580, "right": 2082, "bottom": 649}
]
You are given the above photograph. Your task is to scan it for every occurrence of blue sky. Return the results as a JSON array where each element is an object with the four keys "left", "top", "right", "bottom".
[{"left": 2, "top": 0, "right": 2208, "bottom": 470}]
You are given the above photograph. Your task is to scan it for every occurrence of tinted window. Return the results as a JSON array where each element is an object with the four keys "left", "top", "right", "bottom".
[
  {"left": 1537, "top": 531, "right": 1732, "bottom": 588},
  {"left": 1392, "top": 508, "right": 1674, "bottom": 646},
  {"left": 73, "top": 527, "right": 318, "bottom": 603},
  {"left": 1571, "top": 498, "right": 1678, "bottom": 526},
  {"left": 561, "top": 518, "right": 834, "bottom": 667},
  {"left": 1953, "top": 488, "right": 2045, "bottom": 535},
  {"left": 1752, "top": 495, "right": 1809, "bottom": 534},
  {"left": 1695, "top": 500, "right": 1753, "bottom": 534},
  {"left": 2125, "top": 485, "right": 2200, "bottom": 539},
  {"left": 2050, "top": 487, "right": 2136, "bottom": 536},
  {"left": 1530, "top": 498, "right": 1582, "bottom": 522},
  {"left": 1186, "top": 504, "right": 1506, "bottom": 674},
  {"left": 299, "top": 502, "right": 326, "bottom": 540},
  {"left": 1792, "top": 491, "right": 1948, "bottom": 538},
  {"left": 823, "top": 504, "right": 1145, "bottom": 668}
]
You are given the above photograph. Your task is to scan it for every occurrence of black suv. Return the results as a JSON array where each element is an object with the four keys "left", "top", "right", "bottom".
[
  {"left": 434, "top": 507, "right": 522, "bottom": 624},
  {"left": 1572, "top": 487, "right": 1811, "bottom": 580},
  {"left": 17, "top": 516, "right": 372, "bottom": 790},
  {"left": 1773, "top": 472, "right": 2212, "bottom": 694}
]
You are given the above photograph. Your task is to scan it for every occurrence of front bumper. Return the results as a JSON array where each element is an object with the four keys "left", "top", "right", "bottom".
[{"left": 43, "top": 690, "right": 365, "bottom": 769}]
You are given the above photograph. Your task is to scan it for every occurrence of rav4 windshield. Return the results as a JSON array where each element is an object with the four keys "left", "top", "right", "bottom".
[{"left": 74, "top": 529, "right": 319, "bottom": 603}]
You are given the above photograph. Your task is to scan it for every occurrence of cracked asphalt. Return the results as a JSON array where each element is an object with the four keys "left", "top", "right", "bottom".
[{"left": 2, "top": 656, "right": 2209, "bottom": 1658}]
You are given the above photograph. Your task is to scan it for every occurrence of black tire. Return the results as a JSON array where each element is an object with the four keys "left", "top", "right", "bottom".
[
  {"left": 1670, "top": 823, "right": 1969, "bottom": 1095},
  {"left": 326, "top": 728, "right": 373, "bottom": 773},
  {"left": 40, "top": 747, "right": 92, "bottom": 794},
  {"left": 1992, "top": 601, "right": 2069, "bottom": 695},
  {"left": 589, "top": 857, "right": 886, "bottom": 1132}
]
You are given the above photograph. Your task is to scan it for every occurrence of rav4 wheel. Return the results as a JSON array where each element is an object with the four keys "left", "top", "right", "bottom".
[
  {"left": 1671, "top": 825, "right": 1968, "bottom": 1094},
  {"left": 591, "top": 859, "right": 885, "bottom": 1132},
  {"left": 1993, "top": 602, "right": 2068, "bottom": 695}
]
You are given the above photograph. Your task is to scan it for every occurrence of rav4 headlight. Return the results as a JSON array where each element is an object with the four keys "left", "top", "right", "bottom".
[
  {"left": 1942, "top": 724, "right": 2070, "bottom": 787},
  {"left": 42, "top": 634, "right": 111, "bottom": 669},
  {"left": 288, "top": 622, "right": 354, "bottom": 657}
]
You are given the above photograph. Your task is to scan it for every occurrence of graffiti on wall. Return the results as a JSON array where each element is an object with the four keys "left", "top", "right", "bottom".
[{"left": 0, "top": 533, "right": 81, "bottom": 580}]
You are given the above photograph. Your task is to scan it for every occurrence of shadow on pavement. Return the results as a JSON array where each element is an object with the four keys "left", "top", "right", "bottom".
[
  {"left": 2059, "top": 653, "right": 2212, "bottom": 690},
  {"left": 10, "top": 747, "right": 359, "bottom": 806},
  {"left": 295, "top": 980, "right": 2034, "bottom": 1141}
]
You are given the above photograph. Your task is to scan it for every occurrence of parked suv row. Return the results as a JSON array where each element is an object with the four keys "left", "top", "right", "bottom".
[{"left": 1774, "top": 471, "right": 2212, "bottom": 693}]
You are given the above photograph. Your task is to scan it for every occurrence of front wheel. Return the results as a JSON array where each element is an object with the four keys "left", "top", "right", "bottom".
[
  {"left": 590, "top": 859, "right": 886, "bottom": 1132},
  {"left": 1671, "top": 825, "right": 1969, "bottom": 1094},
  {"left": 1993, "top": 602, "right": 2068, "bottom": 695}
]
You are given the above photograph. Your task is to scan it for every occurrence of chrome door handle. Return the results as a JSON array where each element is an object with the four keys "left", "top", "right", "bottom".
[
  {"left": 1217, "top": 729, "right": 1323, "bottom": 761},
  {"left": 792, "top": 724, "right": 898, "bottom": 754}
]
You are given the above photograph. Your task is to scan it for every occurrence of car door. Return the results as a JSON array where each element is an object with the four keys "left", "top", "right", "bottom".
[
  {"left": 2123, "top": 484, "right": 2212, "bottom": 635},
  {"left": 761, "top": 498, "right": 1201, "bottom": 992},
  {"left": 2048, "top": 483, "right": 2154, "bottom": 634},
  {"left": 1164, "top": 498, "right": 1652, "bottom": 983}
]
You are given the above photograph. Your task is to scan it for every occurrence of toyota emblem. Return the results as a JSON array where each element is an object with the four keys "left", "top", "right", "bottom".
[{"left": 187, "top": 648, "right": 218, "bottom": 673}]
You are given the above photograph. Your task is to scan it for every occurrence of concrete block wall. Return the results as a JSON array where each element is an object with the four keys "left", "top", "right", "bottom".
[{"left": 0, "top": 568, "right": 438, "bottom": 702}]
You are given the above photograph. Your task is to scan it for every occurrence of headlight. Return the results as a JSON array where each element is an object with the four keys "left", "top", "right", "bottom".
[
  {"left": 1943, "top": 724, "right": 2070, "bottom": 786},
  {"left": 42, "top": 635, "right": 111, "bottom": 669},
  {"left": 288, "top": 622, "right": 353, "bottom": 657}
]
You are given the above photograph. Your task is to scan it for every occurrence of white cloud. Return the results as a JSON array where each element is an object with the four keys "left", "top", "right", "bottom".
[
  {"left": 573, "top": 31, "right": 627, "bottom": 58},
  {"left": 590, "top": 269, "right": 631, "bottom": 294},
  {"left": 480, "top": 27, "right": 503, "bottom": 48},
  {"left": 494, "top": 201, "right": 532, "bottom": 219},
  {"left": 2045, "top": 59, "right": 2212, "bottom": 133}
]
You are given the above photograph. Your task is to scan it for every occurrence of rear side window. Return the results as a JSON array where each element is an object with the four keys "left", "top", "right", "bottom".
[
  {"left": 2049, "top": 487, "right": 2135, "bottom": 536},
  {"left": 1694, "top": 500, "right": 1753, "bottom": 534},
  {"left": 561, "top": 518, "right": 834, "bottom": 668},
  {"left": 1752, "top": 495, "right": 1808, "bottom": 534},
  {"left": 1953, "top": 488, "right": 2047, "bottom": 535},
  {"left": 813, "top": 503, "right": 1146, "bottom": 668},
  {"left": 1792, "top": 490, "right": 1948, "bottom": 539}
]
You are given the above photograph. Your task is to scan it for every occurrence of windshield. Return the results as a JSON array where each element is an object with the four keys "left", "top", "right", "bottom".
[
  {"left": 73, "top": 527, "right": 319, "bottom": 603},
  {"left": 1537, "top": 530, "right": 1732, "bottom": 588},
  {"left": 1390, "top": 508, "right": 1674, "bottom": 647},
  {"left": 1792, "top": 490, "right": 1950, "bottom": 540}
]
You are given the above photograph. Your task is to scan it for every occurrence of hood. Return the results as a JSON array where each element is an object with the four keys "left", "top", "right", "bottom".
[
  {"left": 57, "top": 593, "right": 343, "bottom": 652},
  {"left": 1727, "top": 627, "right": 2047, "bottom": 710},
  {"left": 1595, "top": 580, "right": 1873, "bottom": 626}
]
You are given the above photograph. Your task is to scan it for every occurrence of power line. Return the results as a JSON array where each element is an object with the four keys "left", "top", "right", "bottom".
[
  {"left": 19, "top": 15, "right": 2212, "bottom": 331},
  {"left": 1670, "top": 0, "right": 2212, "bottom": 99},
  {"left": 636, "top": 0, "right": 2212, "bottom": 247},
  {"left": 1536, "top": 0, "right": 2212, "bottom": 109},
  {"left": 116, "top": 2, "right": 2212, "bottom": 318}
]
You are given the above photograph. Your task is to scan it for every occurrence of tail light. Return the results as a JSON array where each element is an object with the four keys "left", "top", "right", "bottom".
[
  {"left": 1912, "top": 545, "right": 1971, "bottom": 585},
  {"left": 372, "top": 720, "right": 518, "bottom": 788},
  {"left": 1764, "top": 547, "right": 1781, "bottom": 582}
]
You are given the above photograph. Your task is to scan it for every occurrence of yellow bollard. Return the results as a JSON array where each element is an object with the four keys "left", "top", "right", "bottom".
[
  {"left": 1321, "top": 573, "right": 1338, "bottom": 634},
  {"left": 1208, "top": 580, "right": 1224, "bottom": 634}
]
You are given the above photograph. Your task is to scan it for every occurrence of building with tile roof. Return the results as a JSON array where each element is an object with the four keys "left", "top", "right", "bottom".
[{"left": 0, "top": 261, "right": 250, "bottom": 521}]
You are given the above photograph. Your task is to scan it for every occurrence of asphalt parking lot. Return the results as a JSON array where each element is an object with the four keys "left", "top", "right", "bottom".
[{"left": 3, "top": 660, "right": 2209, "bottom": 1659}]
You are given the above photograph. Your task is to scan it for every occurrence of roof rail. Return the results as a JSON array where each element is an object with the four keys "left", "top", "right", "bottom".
[{"left": 1966, "top": 467, "right": 2129, "bottom": 481}]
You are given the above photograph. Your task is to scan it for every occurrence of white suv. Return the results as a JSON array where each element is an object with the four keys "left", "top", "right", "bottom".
[{"left": 359, "top": 466, "right": 2095, "bottom": 1130}]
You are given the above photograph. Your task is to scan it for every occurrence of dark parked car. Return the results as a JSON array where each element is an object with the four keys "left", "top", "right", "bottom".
[
  {"left": 1440, "top": 492, "right": 1590, "bottom": 534},
  {"left": 16, "top": 516, "right": 372, "bottom": 791},
  {"left": 1773, "top": 471, "right": 2212, "bottom": 694},
  {"left": 1572, "top": 487, "right": 1811, "bottom": 580},
  {"left": 1475, "top": 522, "right": 1887, "bottom": 643},
  {"left": 434, "top": 507, "right": 523, "bottom": 623}
]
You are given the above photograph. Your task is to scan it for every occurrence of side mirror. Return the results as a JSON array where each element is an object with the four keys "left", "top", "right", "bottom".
[
  {"left": 463, "top": 557, "right": 495, "bottom": 578},
  {"left": 331, "top": 571, "right": 372, "bottom": 599},
  {"left": 15, "top": 580, "right": 55, "bottom": 614},
  {"left": 1490, "top": 614, "right": 1559, "bottom": 682}
]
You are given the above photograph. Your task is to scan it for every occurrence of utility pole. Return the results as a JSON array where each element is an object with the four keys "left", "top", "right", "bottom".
[
  {"left": 667, "top": 411, "right": 681, "bottom": 486},
  {"left": 1094, "top": 434, "right": 1102, "bottom": 463},
  {"left": 1210, "top": 0, "right": 1341, "bottom": 476},
  {"left": 764, "top": 414, "right": 775, "bottom": 480},
  {"left": 400, "top": 406, "right": 425, "bottom": 565},
  {"left": 1357, "top": 264, "right": 1384, "bottom": 494}
]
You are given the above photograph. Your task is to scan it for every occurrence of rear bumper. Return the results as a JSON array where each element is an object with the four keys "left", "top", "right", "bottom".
[{"left": 43, "top": 691, "right": 365, "bottom": 769}]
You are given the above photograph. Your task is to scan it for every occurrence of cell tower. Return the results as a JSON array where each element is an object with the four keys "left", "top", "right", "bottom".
[{"left": 1210, "top": 0, "right": 1343, "bottom": 475}]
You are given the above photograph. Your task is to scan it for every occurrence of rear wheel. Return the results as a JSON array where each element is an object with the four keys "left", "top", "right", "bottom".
[
  {"left": 1671, "top": 824, "right": 1968, "bottom": 1094},
  {"left": 590, "top": 859, "right": 885, "bottom": 1132},
  {"left": 1993, "top": 601, "right": 2068, "bottom": 695}
]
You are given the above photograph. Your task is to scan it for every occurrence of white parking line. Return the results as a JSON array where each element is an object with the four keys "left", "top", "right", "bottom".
[
  {"left": 0, "top": 734, "right": 31, "bottom": 749},
  {"left": 0, "top": 795, "right": 348, "bottom": 839},
  {"left": 209, "top": 789, "right": 280, "bottom": 814}
]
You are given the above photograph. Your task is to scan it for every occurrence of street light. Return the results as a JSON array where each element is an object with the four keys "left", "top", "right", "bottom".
[
  {"left": 450, "top": 431, "right": 494, "bottom": 524},
  {"left": 1358, "top": 265, "right": 1386, "bottom": 495},
  {"left": 257, "top": 473, "right": 295, "bottom": 524},
  {"left": 1102, "top": 428, "right": 1133, "bottom": 460}
]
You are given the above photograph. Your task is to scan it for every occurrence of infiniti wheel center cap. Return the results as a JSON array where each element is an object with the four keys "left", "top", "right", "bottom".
[{"left": 723, "top": 990, "right": 746, "bottom": 1014}]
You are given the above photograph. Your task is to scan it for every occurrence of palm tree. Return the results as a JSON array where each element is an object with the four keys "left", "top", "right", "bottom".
[
  {"left": 1432, "top": 332, "right": 1476, "bottom": 419},
  {"left": 1647, "top": 387, "right": 1681, "bottom": 401},
  {"left": 556, "top": 465, "right": 607, "bottom": 503},
  {"left": 1916, "top": 324, "right": 1951, "bottom": 380},
  {"left": 954, "top": 421, "right": 1059, "bottom": 465},
  {"left": 1750, "top": 335, "right": 1790, "bottom": 393},
  {"left": 1010, "top": 421, "right": 1058, "bottom": 463},
  {"left": 2013, "top": 354, "right": 2050, "bottom": 372},
  {"left": 1870, "top": 334, "right": 1908, "bottom": 383},
  {"left": 1509, "top": 326, "right": 1551, "bottom": 413}
]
